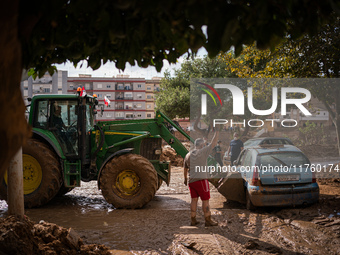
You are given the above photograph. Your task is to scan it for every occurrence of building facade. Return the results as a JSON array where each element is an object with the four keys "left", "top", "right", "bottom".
[
  {"left": 22, "top": 71, "right": 162, "bottom": 121},
  {"left": 145, "top": 77, "right": 161, "bottom": 119},
  {"left": 21, "top": 70, "right": 68, "bottom": 105},
  {"left": 67, "top": 74, "right": 147, "bottom": 121}
]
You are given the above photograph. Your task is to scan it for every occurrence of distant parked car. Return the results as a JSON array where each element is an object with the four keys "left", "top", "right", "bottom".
[
  {"left": 233, "top": 144, "right": 319, "bottom": 210},
  {"left": 243, "top": 137, "right": 293, "bottom": 148}
]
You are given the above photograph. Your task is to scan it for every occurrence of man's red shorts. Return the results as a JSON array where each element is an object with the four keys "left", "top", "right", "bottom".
[{"left": 189, "top": 179, "right": 210, "bottom": 200}]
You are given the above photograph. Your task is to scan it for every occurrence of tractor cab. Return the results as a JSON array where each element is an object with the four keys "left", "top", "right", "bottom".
[{"left": 30, "top": 94, "right": 97, "bottom": 160}]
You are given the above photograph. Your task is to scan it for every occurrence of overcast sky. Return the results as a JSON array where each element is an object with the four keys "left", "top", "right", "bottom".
[{"left": 54, "top": 48, "right": 208, "bottom": 79}]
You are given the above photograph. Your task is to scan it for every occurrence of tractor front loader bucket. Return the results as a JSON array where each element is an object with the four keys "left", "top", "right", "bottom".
[{"left": 215, "top": 172, "right": 246, "bottom": 204}]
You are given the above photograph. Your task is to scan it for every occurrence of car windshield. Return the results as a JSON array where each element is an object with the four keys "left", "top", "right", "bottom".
[{"left": 258, "top": 152, "right": 309, "bottom": 168}]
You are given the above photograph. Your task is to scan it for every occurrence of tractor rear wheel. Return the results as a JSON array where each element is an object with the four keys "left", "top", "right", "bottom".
[
  {"left": 99, "top": 154, "right": 158, "bottom": 209},
  {"left": 0, "top": 139, "right": 62, "bottom": 208}
]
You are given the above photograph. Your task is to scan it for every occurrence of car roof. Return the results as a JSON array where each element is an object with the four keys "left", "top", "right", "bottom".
[
  {"left": 246, "top": 137, "right": 291, "bottom": 141},
  {"left": 249, "top": 144, "right": 302, "bottom": 154}
]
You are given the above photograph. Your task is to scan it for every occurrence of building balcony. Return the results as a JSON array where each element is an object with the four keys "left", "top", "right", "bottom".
[{"left": 116, "top": 86, "right": 133, "bottom": 91}]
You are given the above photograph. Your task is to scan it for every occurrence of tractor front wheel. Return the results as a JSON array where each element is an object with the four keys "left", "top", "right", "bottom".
[
  {"left": 0, "top": 139, "right": 62, "bottom": 208},
  {"left": 99, "top": 154, "right": 158, "bottom": 209}
]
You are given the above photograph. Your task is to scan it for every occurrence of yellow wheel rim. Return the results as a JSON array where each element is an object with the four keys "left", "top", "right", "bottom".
[
  {"left": 4, "top": 154, "right": 43, "bottom": 195},
  {"left": 115, "top": 170, "right": 140, "bottom": 197}
]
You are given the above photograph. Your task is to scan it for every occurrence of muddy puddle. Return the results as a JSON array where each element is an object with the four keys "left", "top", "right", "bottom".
[{"left": 1, "top": 165, "right": 340, "bottom": 254}]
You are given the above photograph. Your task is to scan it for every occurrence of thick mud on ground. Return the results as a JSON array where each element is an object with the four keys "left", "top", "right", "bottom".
[{"left": 1, "top": 165, "right": 340, "bottom": 254}]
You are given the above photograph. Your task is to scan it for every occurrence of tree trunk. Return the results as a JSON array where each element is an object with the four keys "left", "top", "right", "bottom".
[
  {"left": 0, "top": 1, "right": 31, "bottom": 180},
  {"left": 7, "top": 148, "right": 24, "bottom": 218}
]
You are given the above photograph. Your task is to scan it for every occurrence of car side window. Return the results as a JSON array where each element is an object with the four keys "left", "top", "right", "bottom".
[
  {"left": 243, "top": 150, "right": 253, "bottom": 167},
  {"left": 238, "top": 150, "right": 247, "bottom": 165}
]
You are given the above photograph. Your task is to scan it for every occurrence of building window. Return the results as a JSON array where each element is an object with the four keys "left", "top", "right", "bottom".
[
  {"left": 137, "top": 84, "right": 142, "bottom": 88},
  {"left": 147, "top": 114, "right": 152, "bottom": 118},
  {"left": 117, "top": 84, "right": 124, "bottom": 90},
  {"left": 125, "top": 92, "right": 133, "bottom": 99},
  {"left": 136, "top": 103, "right": 142, "bottom": 108},
  {"left": 70, "top": 85, "right": 74, "bottom": 90},
  {"left": 147, "top": 95, "right": 153, "bottom": 99},
  {"left": 116, "top": 112, "right": 124, "bottom": 117},
  {"left": 147, "top": 86, "right": 151, "bottom": 90},
  {"left": 147, "top": 104, "right": 152, "bottom": 109},
  {"left": 137, "top": 114, "right": 142, "bottom": 118},
  {"left": 106, "top": 94, "right": 111, "bottom": 98},
  {"left": 85, "top": 83, "right": 90, "bottom": 89},
  {"left": 107, "top": 84, "right": 111, "bottom": 88},
  {"left": 97, "top": 84, "right": 102, "bottom": 88},
  {"left": 137, "top": 94, "right": 142, "bottom": 99},
  {"left": 125, "top": 103, "right": 133, "bottom": 109},
  {"left": 44, "top": 88, "right": 50, "bottom": 93},
  {"left": 98, "top": 94, "right": 102, "bottom": 98}
]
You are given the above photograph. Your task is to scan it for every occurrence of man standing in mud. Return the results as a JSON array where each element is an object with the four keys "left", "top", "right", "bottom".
[
  {"left": 183, "top": 130, "right": 219, "bottom": 227},
  {"left": 226, "top": 132, "right": 244, "bottom": 166}
]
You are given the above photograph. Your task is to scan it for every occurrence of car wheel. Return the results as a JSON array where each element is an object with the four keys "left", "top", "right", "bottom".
[{"left": 246, "top": 190, "right": 256, "bottom": 211}]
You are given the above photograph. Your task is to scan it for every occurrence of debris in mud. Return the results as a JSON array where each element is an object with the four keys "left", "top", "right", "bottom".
[
  {"left": 161, "top": 142, "right": 190, "bottom": 167},
  {"left": 244, "top": 240, "right": 259, "bottom": 249},
  {"left": 317, "top": 162, "right": 340, "bottom": 185},
  {"left": 181, "top": 241, "right": 197, "bottom": 249},
  {"left": 168, "top": 235, "right": 197, "bottom": 255},
  {"left": 0, "top": 216, "right": 111, "bottom": 255}
]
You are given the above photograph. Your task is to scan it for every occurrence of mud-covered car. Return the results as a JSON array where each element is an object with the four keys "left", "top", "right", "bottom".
[
  {"left": 243, "top": 137, "right": 293, "bottom": 148},
  {"left": 234, "top": 144, "right": 319, "bottom": 210}
]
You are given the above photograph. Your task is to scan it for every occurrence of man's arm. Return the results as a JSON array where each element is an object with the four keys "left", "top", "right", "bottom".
[
  {"left": 226, "top": 146, "right": 230, "bottom": 156},
  {"left": 184, "top": 166, "right": 189, "bottom": 186},
  {"left": 209, "top": 131, "right": 220, "bottom": 149},
  {"left": 183, "top": 153, "right": 190, "bottom": 186}
]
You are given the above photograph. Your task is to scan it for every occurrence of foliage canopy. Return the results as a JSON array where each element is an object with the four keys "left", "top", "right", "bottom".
[{"left": 20, "top": 0, "right": 339, "bottom": 76}]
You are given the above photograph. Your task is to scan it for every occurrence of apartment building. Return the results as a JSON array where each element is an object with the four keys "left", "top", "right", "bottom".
[
  {"left": 21, "top": 70, "right": 68, "bottom": 105},
  {"left": 22, "top": 71, "right": 162, "bottom": 121},
  {"left": 145, "top": 77, "right": 161, "bottom": 119},
  {"left": 67, "top": 74, "right": 146, "bottom": 121}
]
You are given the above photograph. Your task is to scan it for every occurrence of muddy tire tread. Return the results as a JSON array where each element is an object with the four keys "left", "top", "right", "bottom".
[
  {"left": 100, "top": 154, "right": 157, "bottom": 209},
  {"left": 0, "top": 139, "right": 62, "bottom": 208},
  {"left": 246, "top": 190, "right": 256, "bottom": 211}
]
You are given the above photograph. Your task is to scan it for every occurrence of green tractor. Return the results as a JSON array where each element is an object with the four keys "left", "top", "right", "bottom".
[{"left": 0, "top": 93, "right": 192, "bottom": 209}]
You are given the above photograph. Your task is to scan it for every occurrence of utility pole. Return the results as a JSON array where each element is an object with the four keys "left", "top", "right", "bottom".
[{"left": 7, "top": 148, "right": 24, "bottom": 218}]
